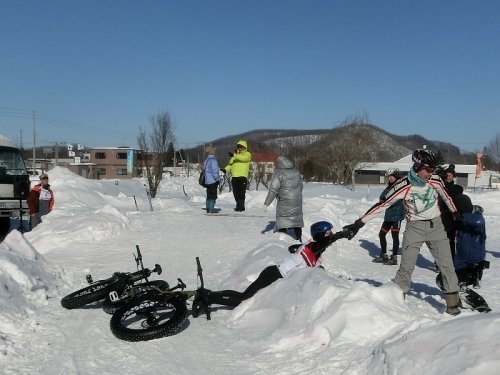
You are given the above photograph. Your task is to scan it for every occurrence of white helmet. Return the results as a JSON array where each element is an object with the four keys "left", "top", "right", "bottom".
[{"left": 385, "top": 168, "right": 400, "bottom": 179}]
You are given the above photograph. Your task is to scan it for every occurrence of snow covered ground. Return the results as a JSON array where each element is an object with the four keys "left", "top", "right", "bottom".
[{"left": 1, "top": 167, "right": 499, "bottom": 375}]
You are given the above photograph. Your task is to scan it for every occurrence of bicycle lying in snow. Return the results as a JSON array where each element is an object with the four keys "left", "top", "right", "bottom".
[
  {"left": 109, "top": 256, "right": 211, "bottom": 342},
  {"left": 61, "top": 245, "right": 212, "bottom": 342},
  {"left": 60, "top": 245, "right": 165, "bottom": 310}
]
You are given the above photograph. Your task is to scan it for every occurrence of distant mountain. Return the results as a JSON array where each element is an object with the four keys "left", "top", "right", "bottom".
[{"left": 183, "top": 124, "right": 475, "bottom": 164}]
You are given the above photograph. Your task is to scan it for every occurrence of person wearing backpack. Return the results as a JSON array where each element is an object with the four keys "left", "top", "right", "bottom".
[{"left": 203, "top": 146, "right": 221, "bottom": 213}]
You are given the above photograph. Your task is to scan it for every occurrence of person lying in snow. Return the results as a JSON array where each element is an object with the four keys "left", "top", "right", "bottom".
[{"left": 192, "top": 221, "right": 351, "bottom": 311}]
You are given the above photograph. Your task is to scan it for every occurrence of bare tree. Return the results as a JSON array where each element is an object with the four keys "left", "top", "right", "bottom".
[
  {"left": 252, "top": 162, "right": 269, "bottom": 190},
  {"left": 137, "top": 112, "right": 176, "bottom": 198},
  {"left": 486, "top": 132, "right": 500, "bottom": 164},
  {"left": 318, "top": 113, "right": 372, "bottom": 189}
]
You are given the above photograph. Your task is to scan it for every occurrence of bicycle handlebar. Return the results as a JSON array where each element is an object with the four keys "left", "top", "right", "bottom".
[{"left": 118, "top": 263, "right": 162, "bottom": 283}]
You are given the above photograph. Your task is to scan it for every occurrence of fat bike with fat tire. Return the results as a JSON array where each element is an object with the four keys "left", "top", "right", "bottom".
[
  {"left": 110, "top": 257, "right": 210, "bottom": 341},
  {"left": 61, "top": 245, "right": 162, "bottom": 310}
]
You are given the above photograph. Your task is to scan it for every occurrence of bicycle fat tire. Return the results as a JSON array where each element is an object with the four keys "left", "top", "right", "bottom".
[
  {"left": 102, "top": 280, "right": 170, "bottom": 315},
  {"left": 61, "top": 277, "right": 127, "bottom": 310},
  {"left": 110, "top": 294, "right": 188, "bottom": 342}
]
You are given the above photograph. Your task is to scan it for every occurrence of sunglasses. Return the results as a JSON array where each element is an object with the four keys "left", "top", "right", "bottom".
[
  {"left": 236, "top": 145, "right": 245, "bottom": 149},
  {"left": 419, "top": 166, "right": 435, "bottom": 173}
]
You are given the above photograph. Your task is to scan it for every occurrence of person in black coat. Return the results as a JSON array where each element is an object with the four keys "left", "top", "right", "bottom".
[{"left": 438, "top": 164, "right": 461, "bottom": 259}]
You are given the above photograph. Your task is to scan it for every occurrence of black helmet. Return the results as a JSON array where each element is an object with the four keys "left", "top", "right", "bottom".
[
  {"left": 310, "top": 221, "right": 333, "bottom": 241},
  {"left": 412, "top": 149, "right": 437, "bottom": 168}
]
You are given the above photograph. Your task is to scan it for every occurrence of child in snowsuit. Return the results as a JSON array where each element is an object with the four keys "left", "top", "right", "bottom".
[
  {"left": 437, "top": 193, "right": 488, "bottom": 289},
  {"left": 435, "top": 194, "right": 490, "bottom": 311},
  {"left": 454, "top": 204, "right": 487, "bottom": 288},
  {"left": 194, "top": 221, "right": 350, "bottom": 309}
]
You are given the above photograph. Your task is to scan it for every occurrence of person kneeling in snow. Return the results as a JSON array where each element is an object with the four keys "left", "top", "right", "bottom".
[
  {"left": 436, "top": 194, "right": 490, "bottom": 312},
  {"left": 193, "top": 221, "right": 350, "bottom": 311}
]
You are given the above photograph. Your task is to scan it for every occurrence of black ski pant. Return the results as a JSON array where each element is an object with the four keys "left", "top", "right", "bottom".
[
  {"left": 441, "top": 211, "right": 456, "bottom": 259},
  {"left": 231, "top": 176, "right": 247, "bottom": 211},
  {"left": 278, "top": 227, "right": 302, "bottom": 241},
  {"left": 207, "top": 265, "right": 282, "bottom": 307},
  {"left": 379, "top": 220, "right": 401, "bottom": 256},
  {"left": 206, "top": 182, "right": 219, "bottom": 201}
]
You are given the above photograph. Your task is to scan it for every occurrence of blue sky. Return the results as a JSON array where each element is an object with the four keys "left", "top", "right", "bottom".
[{"left": 1, "top": 0, "right": 498, "bottom": 152}]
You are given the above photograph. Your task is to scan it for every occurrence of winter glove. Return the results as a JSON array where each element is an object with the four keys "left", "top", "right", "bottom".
[
  {"left": 220, "top": 168, "right": 226, "bottom": 174},
  {"left": 342, "top": 219, "right": 365, "bottom": 240},
  {"left": 228, "top": 152, "right": 234, "bottom": 157},
  {"left": 288, "top": 244, "right": 301, "bottom": 254}
]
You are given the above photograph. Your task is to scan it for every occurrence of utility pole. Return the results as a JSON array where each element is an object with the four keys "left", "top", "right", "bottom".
[
  {"left": 32, "top": 111, "right": 36, "bottom": 170},
  {"left": 55, "top": 142, "right": 59, "bottom": 167},
  {"left": 173, "top": 143, "right": 177, "bottom": 176}
]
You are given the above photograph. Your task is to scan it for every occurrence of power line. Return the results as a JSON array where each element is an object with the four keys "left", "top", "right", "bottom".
[
  {"left": 0, "top": 107, "right": 138, "bottom": 144},
  {"left": 0, "top": 107, "right": 136, "bottom": 136}
]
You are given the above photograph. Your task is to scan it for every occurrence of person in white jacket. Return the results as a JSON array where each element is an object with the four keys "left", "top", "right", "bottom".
[
  {"left": 343, "top": 149, "right": 462, "bottom": 315},
  {"left": 192, "top": 221, "right": 350, "bottom": 310}
]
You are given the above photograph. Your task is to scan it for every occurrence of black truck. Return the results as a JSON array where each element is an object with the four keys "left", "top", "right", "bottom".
[{"left": 0, "top": 135, "right": 30, "bottom": 236}]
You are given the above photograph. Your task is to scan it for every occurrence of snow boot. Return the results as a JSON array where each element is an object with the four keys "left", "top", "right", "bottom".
[
  {"left": 207, "top": 199, "right": 216, "bottom": 213},
  {"left": 373, "top": 254, "right": 389, "bottom": 263},
  {"left": 384, "top": 255, "right": 398, "bottom": 265},
  {"left": 444, "top": 292, "right": 462, "bottom": 316}
]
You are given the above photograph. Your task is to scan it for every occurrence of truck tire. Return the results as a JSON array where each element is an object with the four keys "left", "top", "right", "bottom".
[{"left": 0, "top": 217, "right": 10, "bottom": 236}]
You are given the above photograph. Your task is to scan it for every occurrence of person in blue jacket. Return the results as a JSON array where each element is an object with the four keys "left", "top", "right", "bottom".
[
  {"left": 435, "top": 193, "right": 490, "bottom": 311},
  {"left": 374, "top": 168, "right": 406, "bottom": 265},
  {"left": 450, "top": 193, "right": 487, "bottom": 288},
  {"left": 203, "top": 146, "right": 221, "bottom": 213}
]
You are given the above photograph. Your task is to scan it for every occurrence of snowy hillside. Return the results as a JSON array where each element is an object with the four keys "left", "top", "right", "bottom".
[{"left": 1, "top": 167, "right": 499, "bottom": 374}]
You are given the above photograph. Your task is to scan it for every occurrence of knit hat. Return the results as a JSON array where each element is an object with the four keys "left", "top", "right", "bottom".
[
  {"left": 443, "top": 164, "right": 456, "bottom": 177},
  {"left": 40, "top": 173, "right": 49, "bottom": 179}
]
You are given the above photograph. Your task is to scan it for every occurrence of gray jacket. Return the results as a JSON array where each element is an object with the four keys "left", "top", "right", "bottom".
[{"left": 264, "top": 157, "right": 304, "bottom": 230}]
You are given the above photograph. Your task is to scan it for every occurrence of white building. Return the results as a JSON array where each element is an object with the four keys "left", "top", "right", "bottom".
[{"left": 357, "top": 154, "right": 498, "bottom": 190}]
